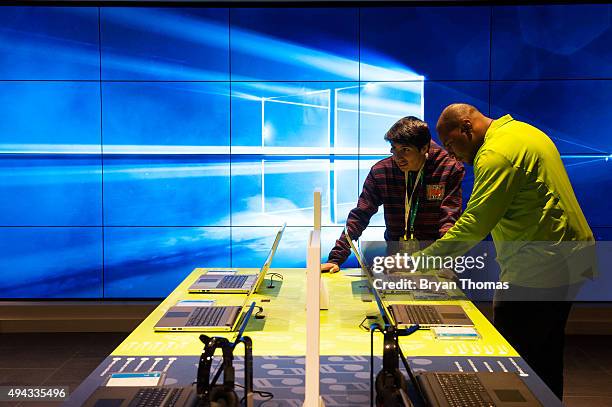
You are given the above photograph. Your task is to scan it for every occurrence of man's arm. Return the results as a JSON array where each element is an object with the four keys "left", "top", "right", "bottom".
[
  {"left": 421, "top": 150, "right": 524, "bottom": 260},
  {"left": 327, "top": 170, "right": 383, "bottom": 266},
  {"left": 439, "top": 162, "right": 465, "bottom": 236}
]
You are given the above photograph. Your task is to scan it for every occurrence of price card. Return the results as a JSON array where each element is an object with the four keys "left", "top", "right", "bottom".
[
  {"left": 432, "top": 326, "right": 480, "bottom": 340},
  {"left": 106, "top": 372, "right": 163, "bottom": 387},
  {"left": 175, "top": 299, "right": 215, "bottom": 307}
]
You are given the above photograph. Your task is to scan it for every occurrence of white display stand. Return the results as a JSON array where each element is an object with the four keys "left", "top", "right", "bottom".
[
  {"left": 304, "top": 190, "right": 326, "bottom": 407},
  {"left": 313, "top": 190, "right": 329, "bottom": 311}
]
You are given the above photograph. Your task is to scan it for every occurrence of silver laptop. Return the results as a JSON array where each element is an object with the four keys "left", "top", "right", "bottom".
[
  {"left": 154, "top": 298, "right": 251, "bottom": 332},
  {"left": 83, "top": 385, "right": 198, "bottom": 407},
  {"left": 368, "top": 279, "right": 539, "bottom": 406},
  {"left": 88, "top": 304, "right": 258, "bottom": 406},
  {"left": 388, "top": 303, "right": 473, "bottom": 329},
  {"left": 345, "top": 229, "right": 473, "bottom": 329},
  {"left": 189, "top": 223, "right": 286, "bottom": 294},
  {"left": 344, "top": 228, "right": 451, "bottom": 296},
  {"left": 416, "top": 372, "right": 543, "bottom": 407}
]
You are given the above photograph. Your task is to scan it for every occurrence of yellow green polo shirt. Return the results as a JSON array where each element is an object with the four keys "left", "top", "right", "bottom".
[{"left": 423, "top": 115, "right": 594, "bottom": 286}]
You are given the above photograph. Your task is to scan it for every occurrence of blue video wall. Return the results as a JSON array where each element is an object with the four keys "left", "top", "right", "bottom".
[{"left": 1, "top": 5, "right": 611, "bottom": 298}]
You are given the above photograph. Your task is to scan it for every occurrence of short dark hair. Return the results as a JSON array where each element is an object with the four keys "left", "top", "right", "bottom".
[{"left": 384, "top": 116, "right": 431, "bottom": 150}]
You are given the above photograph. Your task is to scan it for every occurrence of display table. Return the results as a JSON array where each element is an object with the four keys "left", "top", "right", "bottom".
[{"left": 65, "top": 268, "right": 562, "bottom": 406}]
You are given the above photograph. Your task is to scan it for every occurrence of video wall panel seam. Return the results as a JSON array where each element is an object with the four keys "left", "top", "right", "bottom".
[
  {"left": 357, "top": 7, "right": 361, "bottom": 211},
  {"left": 229, "top": 7, "right": 233, "bottom": 268},
  {"left": 98, "top": 6, "right": 106, "bottom": 299}
]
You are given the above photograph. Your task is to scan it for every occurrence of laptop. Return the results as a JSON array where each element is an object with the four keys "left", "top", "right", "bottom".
[
  {"left": 206, "top": 301, "right": 257, "bottom": 385},
  {"left": 369, "top": 282, "right": 542, "bottom": 407},
  {"left": 154, "top": 297, "right": 251, "bottom": 332},
  {"left": 344, "top": 227, "right": 445, "bottom": 284},
  {"left": 415, "top": 371, "right": 543, "bottom": 407},
  {"left": 345, "top": 230, "right": 473, "bottom": 329},
  {"left": 82, "top": 385, "right": 198, "bottom": 407},
  {"left": 188, "top": 223, "right": 286, "bottom": 294},
  {"left": 85, "top": 305, "right": 257, "bottom": 407},
  {"left": 388, "top": 303, "right": 473, "bottom": 329}
]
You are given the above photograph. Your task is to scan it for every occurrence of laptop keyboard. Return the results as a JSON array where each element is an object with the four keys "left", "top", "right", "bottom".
[
  {"left": 218, "top": 275, "right": 249, "bottom": 289},
  {"left": 434, "top": 373, "right": 495, "bottom": 407},
  {"left": 392, "top": 304, "right": 442, "bottom": 325},
  {"left": 127, "top": 387, "right": 183, "bottom": 407},
  {"left": 186, "top": 307, "right": 225, "bottom": 327},
  {"left": 165, "top": 388, "right": 185, "bottom": 407},
  {"left": 408, "top": 305, "right": 441, "bottom": 324}
]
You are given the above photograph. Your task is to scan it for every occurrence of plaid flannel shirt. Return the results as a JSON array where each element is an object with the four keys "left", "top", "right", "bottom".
[{"left": 328, "top": 141, "right": 464, "bottom": 265}]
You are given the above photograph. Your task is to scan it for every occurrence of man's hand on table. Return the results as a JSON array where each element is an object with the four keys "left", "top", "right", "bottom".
[{"left": 320, "top": 262, "right": 340, "bottom": 273}]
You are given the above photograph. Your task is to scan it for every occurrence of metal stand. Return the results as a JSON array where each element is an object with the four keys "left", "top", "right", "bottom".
[
  {"left": 196, "top": 335, "right": 254, "bottom": 407},
  {"left": 370, "top": 323, "right": 419, "bottom": 407}
]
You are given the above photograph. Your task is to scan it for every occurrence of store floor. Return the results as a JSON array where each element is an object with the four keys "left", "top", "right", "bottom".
[{"left": 0, "top": 333, "right": 610, "bottom": 406}]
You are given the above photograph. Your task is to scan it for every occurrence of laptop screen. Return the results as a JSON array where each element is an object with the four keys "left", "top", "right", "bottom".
[
  {"left": 262, "top": 223, "right": 286, "bottom": 272},
  {"left": 233, "top": 301, "right": 256, "bottom": 347},
  {"left": 344, "top": 228, "right": 395, "bottom": 327},
  {"left": 252, "top": 223, "right": 286, "bottom": 293},
  {"left": 343, "top": 226, "right": 370, "bottom": 273},
  {"left": 371, "top": 283, "right": 391, "bottom": 327}
]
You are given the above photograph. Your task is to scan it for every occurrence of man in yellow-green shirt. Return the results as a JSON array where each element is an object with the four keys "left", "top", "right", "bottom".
[{"left": 429, "top": 103, "right": 594, "bottom": 400}]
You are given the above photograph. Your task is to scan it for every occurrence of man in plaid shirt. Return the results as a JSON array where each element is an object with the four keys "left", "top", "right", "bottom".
[{"left": 321, "top": 116, "right": 465, "bottom": 272}]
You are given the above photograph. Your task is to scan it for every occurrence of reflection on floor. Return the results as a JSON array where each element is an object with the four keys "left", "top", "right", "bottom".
[{"left": 0, "top": 333, "right": 610, "bottom": 406}]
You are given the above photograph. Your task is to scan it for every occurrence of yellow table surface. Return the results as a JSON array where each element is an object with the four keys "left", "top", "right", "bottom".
[{"left": 112, "top": 268, "right": 517, "bottom": 358}]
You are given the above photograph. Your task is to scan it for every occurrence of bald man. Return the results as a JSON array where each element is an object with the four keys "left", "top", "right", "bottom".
[{"left": 424, "top": 104, "right": 594, "bottom": 399}]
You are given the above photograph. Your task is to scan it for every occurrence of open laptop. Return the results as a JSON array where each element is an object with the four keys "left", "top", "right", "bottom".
[
  {"left": 344, "top": 227, "right": 445, "bottom": 285},
  {"left": 154, "top": 297, "right": 252, "bottom": 332},
  {"left": 388, "top": 303, "right": 473, "bottom": 329},
  {"left": 343, "top": 227, "right": 447, "bottom": 292},
  {"left": 82, "top": 385, "right": 198, "bottom": 407},
  {"left": 345, "top": 230, "right": 473, "bottom": 329},
  {"left": 84, "top": 303, "right": 258, "bottom": 407},
  {"left": 188, "top": 223, "right": 286, "bottom": 294},
  {"left": 369, "top": 286, "right": 542, "bottom": 407},
  {"left": 415, "top": 371, "right": 543, "bottom": 407}
]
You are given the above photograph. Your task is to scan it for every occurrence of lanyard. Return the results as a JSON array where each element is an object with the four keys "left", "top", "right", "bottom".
[{"left": 404, "top": 167, "right": 424, "bottom": 240}]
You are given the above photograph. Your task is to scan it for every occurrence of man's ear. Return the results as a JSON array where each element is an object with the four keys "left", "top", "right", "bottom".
[
  {"left": 461, "top": 120, "right": 473, "bottom": 139},
  {"left": 420, "top": 142, "right": 430, "bottom": 155}
]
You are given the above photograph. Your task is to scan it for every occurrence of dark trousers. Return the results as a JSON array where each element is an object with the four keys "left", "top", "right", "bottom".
[{"left": 493, "top": 299, "right": 572, "bottom": 400}]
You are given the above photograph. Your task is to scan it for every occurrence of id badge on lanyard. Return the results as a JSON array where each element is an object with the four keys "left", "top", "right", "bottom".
[{"left": 400, "top": 167, "right": 422, "bottom": 254}]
